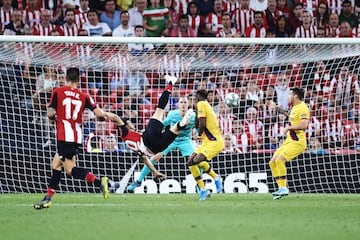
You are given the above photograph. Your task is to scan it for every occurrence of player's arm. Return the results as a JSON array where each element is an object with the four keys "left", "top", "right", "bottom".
[
  {"left": 284, "top": 117, "right": 309, "bottom": 135},
  {"left": 197, "top": 117, "right": 206, "bottom": 136},
  {"left": 268, "top": 101, "right": 289, "bottom": 116},
  {"left": 47, "top": 107, "right": 57, "bottom": 120},
  {"left": 140, "top": 154, "right": 165, "bottom": 180}
]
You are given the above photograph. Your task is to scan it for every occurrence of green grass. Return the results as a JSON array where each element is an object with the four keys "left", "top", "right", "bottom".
[{"left": 1, "top": 194, "right": 359, "bottom": 240}]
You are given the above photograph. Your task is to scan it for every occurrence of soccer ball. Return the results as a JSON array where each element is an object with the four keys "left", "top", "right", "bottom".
[{"left": 224, "top": 92, "right": 240, "bottom": 108}]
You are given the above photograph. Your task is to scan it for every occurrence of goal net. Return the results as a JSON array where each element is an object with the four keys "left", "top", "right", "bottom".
[{"left": 0, "top": 36, "right": 359, "bottom": 194}]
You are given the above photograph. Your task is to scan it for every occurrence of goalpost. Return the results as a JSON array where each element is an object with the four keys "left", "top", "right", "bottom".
[{"left": 0, "top": 36, "right": 359, "bottom": 194}]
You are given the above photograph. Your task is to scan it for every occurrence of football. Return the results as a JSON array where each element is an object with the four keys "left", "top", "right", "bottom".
[{"left": 224, "top": 92, "right": 240, "bottom": 108}]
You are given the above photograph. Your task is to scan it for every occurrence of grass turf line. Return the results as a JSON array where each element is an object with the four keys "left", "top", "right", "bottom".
[{"left": 1, "top": 193, "right": 359, "bottom": 240}]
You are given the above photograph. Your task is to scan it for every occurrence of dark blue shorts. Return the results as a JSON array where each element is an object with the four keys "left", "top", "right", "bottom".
[{"left": 142, "top": 119, "right": 177, "bottom": 154}]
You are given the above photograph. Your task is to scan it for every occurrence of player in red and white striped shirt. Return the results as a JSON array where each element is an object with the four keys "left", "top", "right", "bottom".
[
  {"left": 0, "top": 0, "right": 13, "bottom": 33},
  {"left": 231, "top": 0, "right": 255, "bottom": 36},
  {"left": 33, "top": 67, "right": 112, "bottom": 210},
  {"left": 60, "top": 8, "right": 81, "bottom": 36}
]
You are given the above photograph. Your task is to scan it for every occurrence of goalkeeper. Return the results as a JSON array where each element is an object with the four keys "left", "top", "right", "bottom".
[{"left": 126, "top": 96, "right": 196, "bottom": 192}]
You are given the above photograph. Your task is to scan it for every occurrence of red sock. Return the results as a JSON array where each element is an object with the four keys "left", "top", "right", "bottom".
[
  {"left": 85, "top": 172, "right": 97, "bottom": 183},
  {"left": 46, "top": 187, "right": 55, "bottom": 198},
  {"left": 166, "top": 83, "right": 173, "bottom": 92}
]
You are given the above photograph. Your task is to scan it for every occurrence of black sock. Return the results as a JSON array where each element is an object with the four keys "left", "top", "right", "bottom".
[
  {"left": 71, "top": 167, "right": 88, "bottom": 180},
  {"left": 157, "top": 91, "right": 170, "bottom": 109},
  {"left": 49, "top": 169, "right": 62, "bottom": 189}
]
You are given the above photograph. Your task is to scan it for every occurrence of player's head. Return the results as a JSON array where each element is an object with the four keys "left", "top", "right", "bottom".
[
  {"left": 196, "top": 90, "right": 208, "bottom": 101},
  {"left": 66, "top": 67, "right": 80, "bottom": 84},
  {"left": 290, "top": 87, "right": 305, "bottom": 103},
  {"left": 178, "top": 96, "right": 189, "bottom": 112}
]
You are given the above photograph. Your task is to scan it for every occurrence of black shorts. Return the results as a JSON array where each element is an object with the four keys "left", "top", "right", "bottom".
[
  {"left": 142, "top": 119, "right": 177, "bottom": 154},
  {"left": 57, "top": 141, "right": 81, "bottom": 161}
]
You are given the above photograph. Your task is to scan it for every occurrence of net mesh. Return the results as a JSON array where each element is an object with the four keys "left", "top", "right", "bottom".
[{"left": 1, "top": 38, "right": 360, "bottom": 194}]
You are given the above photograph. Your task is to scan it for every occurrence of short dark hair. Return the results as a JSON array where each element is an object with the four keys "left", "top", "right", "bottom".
[
  {"left": 135, "top": 25, "right": 144, "bottom": 30},
  {"left": 196, "top": 90, "right": 208, "bottom": 100},
  {"left": 66, "top": 68, "right": 80, "bottom": 83},
  {"left": 291, "top": 87, "right": 305, "bottom": 100}
]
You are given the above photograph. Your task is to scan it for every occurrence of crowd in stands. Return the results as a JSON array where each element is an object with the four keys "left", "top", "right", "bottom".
[
  {"left": 1, "top": 0, "right": 360, "bottom": 155},
  {"left": 0, "top": 0, "right": 360, "bottom": 37}
]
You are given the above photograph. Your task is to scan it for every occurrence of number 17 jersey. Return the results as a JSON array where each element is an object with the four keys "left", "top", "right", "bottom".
[{"left": 49, "top": 86, "right": 97, "bottom": 144}]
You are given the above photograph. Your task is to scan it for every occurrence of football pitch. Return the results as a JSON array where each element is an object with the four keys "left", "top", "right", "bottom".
[{"left": 1, "top": 193, "right": 359, "bottom": 240}]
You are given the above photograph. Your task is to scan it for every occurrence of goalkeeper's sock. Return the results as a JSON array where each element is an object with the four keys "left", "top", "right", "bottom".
[
  {"left": 189, "top": 165, "right": 205, "bottom": 189},
  {"left": 137, "top": 159, "right": 157, "bottom": 182}
]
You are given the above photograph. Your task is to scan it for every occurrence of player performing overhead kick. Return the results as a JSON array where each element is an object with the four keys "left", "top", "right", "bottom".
[{"left": 106, "top": 75, "right": 194, "bottom": 181}]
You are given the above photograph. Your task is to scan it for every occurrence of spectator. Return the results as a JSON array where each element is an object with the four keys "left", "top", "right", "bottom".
[
  {"left": 39, "top": 0, "right": 62, "bottom": 25},
  {"left": 195, "top": 0, "right": 214, "bottom": 17},
  {"left": 268, "top": 113, "right": 288, "bottom": 149},
  {"left": 112, "top": 10, "right": 134, "bottom": 37},
  {"left": 170, "top": 14, "right": 197, "bottom": 37},
  {"left": 0, "top": 0, "right": 13, "bottom": 34},
  {"left": 218, "top": 101, "right": 236, "bottom": 135},
  {"left": 60, "top": 8, "right": 81, "bottom": 36},
  {"left": 264, "top": 0, "right": 283, "bottom": 31},
  {"left": 158, "top": 43, "right": 189, "bottom": 80},
  {"left": 243, "top": 107, "right": 264, "bottom": 150},
  {"left": 83, "top": 9, "right": 112, "bottom": 36},
  {"left": 295, "top": 10, "right": 317, "bottom": 38},
  {"left": 316, "top": 26, "right": 326, "bottom": 37},
  {"left": 222, "top": 132, "right": 242, "bottom": 153},
  {"left": 116, "top": 94, "right": 140, "bottom": 126},
  {"left": 32, "top": 65, "right": 59, "bottom": 123},
  {"left": 222, "top": 0, "right": 241, "bottom": 13},
  {"left": 274, "top": 15, "right": 291, "bottom": 37},
  {"left": 186, "top": 1, "right": 204, "bottom": 36},
  {"left": 337, "top": 20, "right": 355, "bottom": 37},
  {"left": 245, "top": 78, "right": 264, "bottom": 106},
  {"left": 204, "top": 0, "right": 223, "bottom": 36},
  {"left": 63, "top": 0, "right": 80, "bottom": 10},
  {"left": 33, "top": 9, "right": 57, "bottom": 36},
  {"left": 276, "top": 0, "right": 291, "bottom": 18},
  {"left": 338, "top": 0, "right": 358, "bottom": 29},
  {"left": 321, "top": 106, "right": 342, "bottom": 148},
  {"left": 82, "top": 109, "right": 96, "bottom": 142},
  {"left": 313, "top": 1, "right": 329, "bottom": 28},
  {"left": 250, "top": 0, "right": 268, "bottom": 11},
  {"left": 75, "top": 0, "right": 90, "bottom": 28},
  {"left": 297, "top": 0, "right": 317, "bottom": 16},
  {"left": 100, "top": 0, "right": 121, "bottom": 31},
  {"left": 3, "top": 9, "right": 25, "bottom": 35},
  {"left": 314, "top": 60, "right": 331, "bottom": 101},
  {"left": 90, "top": 136, "right": 103, "bottom": 153},
  {"left": 288, "top": 2, "right": 303, "bottom": 35},
  {"left": 103, "top": 134, "right": 120, "bottom": 153},
  {"left": 309, "top": 137, "right": 328, "bottom": 154},
  {"left": 22, "top": 0, "right": 41, "bottom": 28},
  {"left": 232, "top": 118, "right": 250, "bottom": 153},
  {"left": 327, "top": 12, "right": 340, "bottom": 37},
  {"left": 275, "top": 73, "right": 290, "bottom": 109},
  {"left": 232, "top": 0, "right": 255, "bottom": 37},
  {"left": 128, "top": 0, "right": 147, "bottom": 27},
  {"left": 143, "top": 0, "right": 171, "bottom": 37},
  {"left": 85, "top": 120, "right": 110, "bottom": 153},
  {"left": 329, "top": 66, "right": 360, "bottom": 109},
  {"left": 164, "top": 0, "right": 179, "bottom": 30},
  {"left": 128, "top": 25, "right": 154, "bottom": 56},
  {"left": 216, "top": 12, "right": 240, "bottom": 37},
  {"left": 245, "top": 10, "right": 267, "bottom": 37}
]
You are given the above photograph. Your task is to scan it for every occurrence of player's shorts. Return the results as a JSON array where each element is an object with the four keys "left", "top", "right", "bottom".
[
  {"left": 142, "top": 118, "right": 178, "bottom": 154},
  {"left": 162, "top": 139, "right": 194, "bottom": 157},
  {"left": 274, "top": 139, "right": 306, "bottom": 161},
  {"left": 57, "top": 141, "right": 81, "bottom": 161},
  {"left": 195, "top": 139, "right": 225, "bottom": 160}
]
